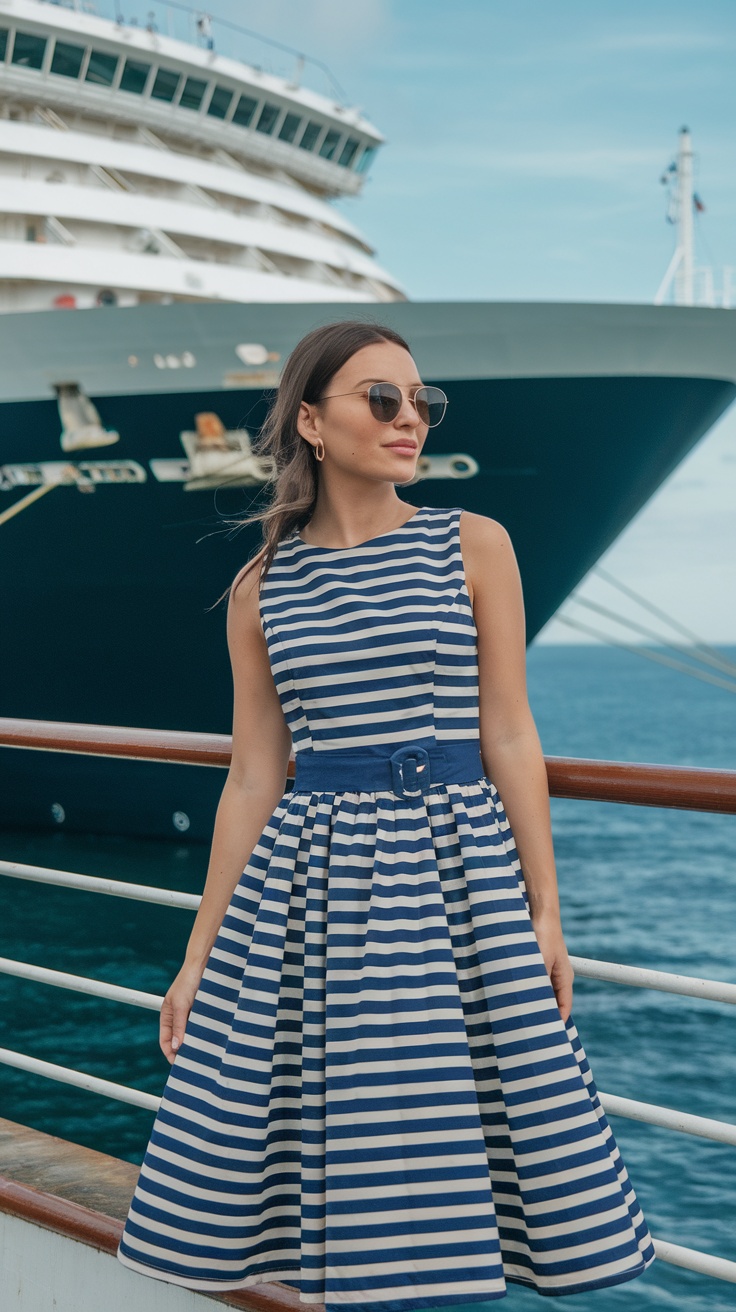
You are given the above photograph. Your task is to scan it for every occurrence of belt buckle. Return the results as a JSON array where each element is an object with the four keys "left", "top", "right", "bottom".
[{"left": 389, "top": 745, "right": 431, "bottom": 799}]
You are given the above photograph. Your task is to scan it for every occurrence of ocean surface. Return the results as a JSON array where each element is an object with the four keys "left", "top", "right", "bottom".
[{"left": 1, "top": 641, "right": 735, "bottom": 1311}]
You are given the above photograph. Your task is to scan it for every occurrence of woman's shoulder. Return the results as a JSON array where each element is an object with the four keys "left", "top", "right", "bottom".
[
  {"left": 458, "top": 509, "right": 514, "bottom": 554},
  {"left": 229, "top": 545, "right": 266, "bottom": 621},
  {"left": 457, "top": 511, "right": 517, "bottom": 609},
  {"left": 232, "top": 545, "right": 266, "bottom": 583}
]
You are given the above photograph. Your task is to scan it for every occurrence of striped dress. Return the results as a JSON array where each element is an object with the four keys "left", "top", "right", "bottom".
[{"left": 117, "top": 503, "right": 655, "bottom": 1306}]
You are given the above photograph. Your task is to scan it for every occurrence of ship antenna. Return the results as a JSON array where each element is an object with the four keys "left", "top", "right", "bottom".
[{"left": 654, "top": 126, "right": 695, "bottom": 306}]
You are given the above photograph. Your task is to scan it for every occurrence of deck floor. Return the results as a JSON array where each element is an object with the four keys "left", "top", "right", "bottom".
[{"left": 0, "top": 1115, "right": 140, "bottom": 1221}]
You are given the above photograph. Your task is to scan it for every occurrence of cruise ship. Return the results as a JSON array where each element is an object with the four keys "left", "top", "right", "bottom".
[{"left": 1, "top": 0, "right": 736, "bottom": 840}]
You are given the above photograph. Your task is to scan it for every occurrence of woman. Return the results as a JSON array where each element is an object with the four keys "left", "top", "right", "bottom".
[{"left": 117, "top": 319, "right": 655, "bottom": 1306}]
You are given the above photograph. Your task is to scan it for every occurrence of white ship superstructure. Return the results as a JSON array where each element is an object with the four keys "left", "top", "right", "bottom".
[{"left": 0, "top": 0, "right": 405, "bottom": 312}]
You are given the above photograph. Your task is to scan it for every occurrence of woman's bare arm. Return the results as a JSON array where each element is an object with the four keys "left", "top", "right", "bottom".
[
  {"left": 160, "top": 553, "right": 293, "bottom": 1062},
  {"left": 461, "top": 512, "right": 574, "bottom": 1021}
]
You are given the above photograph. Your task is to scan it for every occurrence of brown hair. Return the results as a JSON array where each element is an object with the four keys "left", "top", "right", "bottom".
[{"left": 210, "top": 317, "right": 412, "bottom": 608}]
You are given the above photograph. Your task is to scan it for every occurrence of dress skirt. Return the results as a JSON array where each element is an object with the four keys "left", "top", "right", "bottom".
[{"left": 117, "top": 775, "right": 655, "bottom": 1305}]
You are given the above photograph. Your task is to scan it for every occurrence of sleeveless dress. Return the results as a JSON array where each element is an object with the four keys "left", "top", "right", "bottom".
[{"left": 117, "top": 504, "right": 655, "bottom": 1306}]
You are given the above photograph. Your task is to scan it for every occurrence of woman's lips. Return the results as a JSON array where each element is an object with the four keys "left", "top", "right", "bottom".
[{"left": 385, "top": 443, "right": 417, "bottom": 454}]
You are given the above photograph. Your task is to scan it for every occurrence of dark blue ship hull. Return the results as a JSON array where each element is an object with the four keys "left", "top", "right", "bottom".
[{"left": 1, "top": 300, "right": 735, "bottom": 839}]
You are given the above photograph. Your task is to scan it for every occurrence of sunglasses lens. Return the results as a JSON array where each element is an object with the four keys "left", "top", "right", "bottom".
[
  {"left": 415, "top": 386, "right": 447, "bottom": 427},
  {"left": 367, "top": 383, "right": 402, "bottom": 422},
  {"left": 366, "top": 383, "right": 448, "bottom": 427}
]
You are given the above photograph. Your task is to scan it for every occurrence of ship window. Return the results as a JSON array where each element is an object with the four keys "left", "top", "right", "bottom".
[
  {"left": 356, "top": 144, "right": 376, "bottom": 174},
  {"left": 179, "top": 75, "right": 207, "bottom": 110},
  {"left": 278, "top": 112, "right": 302, "bottom": 143},
  {"left": 0, "top": 29, "right": 7, "bottom": 61},
  {"left": 51, "top": 40, "right": 85, "bottom": 79},
  {"left": 120, "top": 59, "right": 150, "bottom": 95},
  {"left": 150, "top": 67, "right": 180, "bottom": 102},
  {"left": 319, "top": 128, "right": 341, "bottom": 160},
  {"left": 207, "top": 84, "right": 233, "bottom": 119},
  {"left": 298, "top": 121, "right": 322, "bottom": 152},
  {"left": 339, "top": 137, "right": 360, "bottom": 168},
  {"left": 11, "top": 31, "right": 47, "bottom": 69},
  {"left": 232, "top": 93, "right": 258, "bottom": 126},
  {"left": 85, "top": 49, "right": 119, "bottom": 86},
  {"left": 255, "top": 101, "right": 280, "bottom": 134}
]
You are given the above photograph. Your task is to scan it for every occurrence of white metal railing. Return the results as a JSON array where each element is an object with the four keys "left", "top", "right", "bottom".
[
  {"left": 0, "top": 858, "right": 199, "bottom": 909},
  {"left": 1, "top": 933, "right": 734, "bottom": 1143},
  {"left": 0, "top": 1046, "right": 159, "bottom": 1112},
  {"left": 1, "top": 857, "right": 735, "bottom": 1285},
  {"left": 568, "top": 953, "right": 736, "bottom": 1005},
  {"left": 0, "top": 956, "right": 162, "bottom": 1011},
  {"left": 652, "top": 1239, "right": 736, "bottom": 1284}
]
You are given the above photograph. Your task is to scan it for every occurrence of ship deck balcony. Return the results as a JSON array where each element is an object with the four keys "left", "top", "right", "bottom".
[
  {"left": 0, "top": 174, "right": 402, "bottom": 295},
  {"left": 0, "top": 1, "right": 380, "bottom": 200}
]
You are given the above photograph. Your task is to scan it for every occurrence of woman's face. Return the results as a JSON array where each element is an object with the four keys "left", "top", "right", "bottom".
[{"left": 298, "top": 341, "right": 428, "bottom": 481}]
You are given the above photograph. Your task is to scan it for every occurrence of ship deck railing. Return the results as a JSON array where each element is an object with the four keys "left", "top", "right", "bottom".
[{"left": 0, "top": 715, "right": 735, "bottom": 1292}]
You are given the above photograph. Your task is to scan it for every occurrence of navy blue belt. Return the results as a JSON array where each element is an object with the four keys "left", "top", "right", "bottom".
[{"left": 292, "top": 739, "right": 485, "bottom": 800}]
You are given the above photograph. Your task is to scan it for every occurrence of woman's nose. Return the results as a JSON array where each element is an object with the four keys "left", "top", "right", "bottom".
[{"left": 397, "top": 394, "right": 422, "bottom": 426}]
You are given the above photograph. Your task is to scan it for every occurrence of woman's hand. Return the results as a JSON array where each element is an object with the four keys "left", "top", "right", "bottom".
[
  {"left": 532, "top": 912, "right": 574, "bottom": 1022},
  {"left": 159, "top": 961, "right": 204, "bottom": 1064}
]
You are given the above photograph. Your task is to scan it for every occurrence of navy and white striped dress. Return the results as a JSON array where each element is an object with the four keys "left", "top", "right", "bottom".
[{"left": 117, "top": 504, "right": 655, "bottom": 1306}]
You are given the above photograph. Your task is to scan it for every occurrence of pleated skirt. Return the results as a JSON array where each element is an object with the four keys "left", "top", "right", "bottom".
[{"left": 117, "top": 777, "right": 655, "bottom": 1305}]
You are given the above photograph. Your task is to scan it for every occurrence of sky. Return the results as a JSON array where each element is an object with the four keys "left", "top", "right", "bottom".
[{"left": 119, "top": 0, "right": 736, "bottom": 646}]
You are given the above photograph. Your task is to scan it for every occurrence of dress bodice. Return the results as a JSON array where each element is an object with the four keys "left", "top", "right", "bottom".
[{"left": 258, "top": 504, "right": 480, "bottom": 753}]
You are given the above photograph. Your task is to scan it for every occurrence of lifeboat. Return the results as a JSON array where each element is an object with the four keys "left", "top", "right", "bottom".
[{"left": 180, "top": 411, "right": 275, "bottom": 490}]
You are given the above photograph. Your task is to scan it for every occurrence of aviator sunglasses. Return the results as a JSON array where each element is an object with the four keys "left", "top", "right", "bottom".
[{"left": 320, "top": 381, "right": 448, "bottom": 428}]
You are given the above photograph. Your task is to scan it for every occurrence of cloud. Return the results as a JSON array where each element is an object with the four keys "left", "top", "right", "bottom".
[
  {"left": 251, "top": 0, "right": 394, "bottom": 54},
  {"left": 585, "top": 30, "right": 734, "bottom": 54},
  {"left": 381, "top": 143, "right": 667, "bottom": 185},
  {"left": 502, "top": 27, "right": 734, "bottom": 67},
  {"left": 470, "top": 146, "right": 665, "bottom": 182}
]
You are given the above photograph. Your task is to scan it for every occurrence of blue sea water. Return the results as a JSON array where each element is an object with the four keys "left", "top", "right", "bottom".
[{"left": 1, "top": 642, "right": 735, "bottom": 1310}]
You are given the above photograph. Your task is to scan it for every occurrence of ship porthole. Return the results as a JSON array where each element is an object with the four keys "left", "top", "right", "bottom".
[
  {"left": 450, "top": 455, "right": 479, "bottom": 477},
  {"left": 173, "top": 811, "right": 190, "bottom": 832},
  {"left": 51, "top": 803, "right": 66, "bottom": 824}
]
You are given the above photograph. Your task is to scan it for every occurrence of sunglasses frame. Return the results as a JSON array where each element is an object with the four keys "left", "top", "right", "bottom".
[{"left": 318, "top": 381, "right": 448, "bottom": 428}]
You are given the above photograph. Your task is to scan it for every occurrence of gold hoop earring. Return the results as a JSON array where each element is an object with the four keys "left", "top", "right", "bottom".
[{"left": 313, "top": 437, "right": 325, "bottom": 462}]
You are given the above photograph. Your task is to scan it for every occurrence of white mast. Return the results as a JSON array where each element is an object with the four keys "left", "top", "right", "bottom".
[
  {"left": 674, "top": 127, "right": 694, "bottom": 305},
  {"left": 654, "top": 126, "right": 697, "bottom": 307}
]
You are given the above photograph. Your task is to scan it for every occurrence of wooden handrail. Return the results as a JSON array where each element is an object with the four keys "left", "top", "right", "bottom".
[
  {"left": 0, "top": 716, "right": 734, "bottom": 813},
  {"left": 543, "top": 755, "right": 736, "bottom": 813},
  {"left": 0, "top": 716, "right": 233, "bottom": 767}
]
